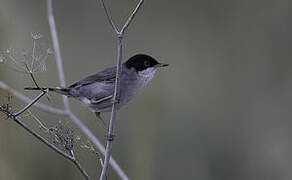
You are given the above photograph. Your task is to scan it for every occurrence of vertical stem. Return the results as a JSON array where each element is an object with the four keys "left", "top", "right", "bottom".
[
  {"left": 47, "top": 0, "right": 70, "bottom": 111},
  {"left": 99, "top": 36, "right": 123, "bottom": 180},
  {"left": 46, "top": 0, "right": 129, "bottom": 178},
  {"left": 98, "top": 0, "right": 144, "bottom": 179},
  {"left": 31, "top": 39, "right": 36, "bottom": 71}
]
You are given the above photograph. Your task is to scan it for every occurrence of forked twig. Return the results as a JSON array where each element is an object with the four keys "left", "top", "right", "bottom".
[
  {"left": 70, "top": 150, "right": 91, "bottom": 180},
  {"left": 0, "top": 106, "right": 91, "bottom": 180},
  {"left": 46, "top": 0, "right": 129, "bottom": 179},
  {"left": 120, "top": 0, "right": 144, "bottom": 34},
  {"left": 0, "top": 81, "right": 66, "bottom": 115},
  {"left": 13, "top": 90, "right": 47, "bottom": 117},
  {"left": 99, "top": 0, "right": 119, "bottom": 34},
  {"left": 0, "top": 79, "right": 128, "bottom": 179},
  {"left": 0, "top": 0, "right": 139, "bottom": 179},
  {"left": 99, "top": 0, "right": 144, "bottom": 179}
]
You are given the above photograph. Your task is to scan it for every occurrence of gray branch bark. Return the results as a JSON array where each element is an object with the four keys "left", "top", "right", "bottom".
[
  {"left": 99, "top": 0, "right": 144, "bottom": 179},
  {"left": 0, "top": 105, "right": 91, "bottom": 180},
  {"left": 46, "top": 0, "right": 129, "bottom": 179}
]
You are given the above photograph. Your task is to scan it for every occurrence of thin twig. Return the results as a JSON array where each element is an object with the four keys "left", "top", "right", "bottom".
[
  {"left": 31, "top": 39, "right": 36, "bottom": 71},
  {"left": 70, "top": 150, "right": 91, "bottom": 180},
  {"left": 100, "top": 36, "right": 123, "bottom": 180},
  {"left": 120, "top": 0, "right": 144, "bottom": 34},
  {"left": 27, "top": 110, "right": 50, "bottom": 131},
  {"left": 99, "top": 0, "right": 144, "bottom": 179},
  {"left": 99, "top": 158, "right": 104, "bottom": 167},
  {"left": 0, "top": 80, "right": 129, "bottom": 179},
  {"left": 0, "top": 106, "right": 90, "bottom": 180},
  {"left": 13, "top": 90, "right": 47, "bottom": 117},
  {"left": 0, "top": 81, "right": 67, "bottom": 115},
  {"left": 47, "top": 0, "right": 70, "bottom": 111},
  {"left": 24, "top": 63, "right": 46, "bottom": 94},
  {"left": 68, "top": 113, "right": 129, "bottom": 179},
  {"left": 29, "top": 72, "right": 40, "bottom": 88},
  {"left": 99, "top": 0, "right": 119, "bottom": 34}
]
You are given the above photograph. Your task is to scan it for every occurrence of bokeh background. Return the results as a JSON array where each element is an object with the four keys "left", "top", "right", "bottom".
[{"left": 1, "top": 0, "right": 292, "bottom": 179}]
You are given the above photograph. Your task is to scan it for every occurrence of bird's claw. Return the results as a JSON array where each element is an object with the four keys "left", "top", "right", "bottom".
[
  {"left": 104, "top": 133, "right": 116, "bottom": 141},
  {"left": 111, "top": 98, "right": 120, "bottom": 104}
]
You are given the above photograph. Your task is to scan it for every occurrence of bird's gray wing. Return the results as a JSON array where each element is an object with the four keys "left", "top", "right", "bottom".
[
  {"left": 77, "top": 80, "right": 114, "bottom": 102},
  {"left": 68, "top": 66, "right": 116, "bottom": 88}
]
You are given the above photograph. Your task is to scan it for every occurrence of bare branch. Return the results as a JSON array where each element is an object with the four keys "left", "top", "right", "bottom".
[
  {"left": 70, "top": 150, "right": 91, "bottom": 180},
  {"left": 0, "top": 81, "right": 129, "bottom": 179},
  {"left": 27, "top": 110, "right": 50, "bottom": 131},
  {"left": 24, "top": 63, "right": 41, "bottom": 89},
  {"left": 120, "top": 0, "right": 144, "bottom": 35},
  {"left": 100, "top": 36, "right": 123, "bottom": 180},
  {"left": 99, "top": 0, "right": 144, "bottom": 36},
  {"left": 46, "top": 1, "right": 129, "bottom": 179},
  {"left": 68, "top": 113, "right": 129, "bottom": 179},
  {"left": 0, "top": 81, "right": 66, "bottom": 115},
  {"left": 13, "top": 90, "right": 47, "bottom": 117},
  {"left": 99, "top": 0, "right": 119, "bottom": 34},
  {"left": 99, "top": 0, "right": 144, "bottom": 179},
  {"left": 0, "top": 106, "right": 90, "bottom": 180},
  {"left": 47, "top": 0, "right": 70, "bottom": 111},
  {"left": 28, "top": 71, "right": 41, "bottom": 88}
]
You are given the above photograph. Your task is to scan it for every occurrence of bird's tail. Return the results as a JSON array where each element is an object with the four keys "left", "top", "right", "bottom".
[{"left": 24, "top": 87, "right": 71, "bottom": 96}]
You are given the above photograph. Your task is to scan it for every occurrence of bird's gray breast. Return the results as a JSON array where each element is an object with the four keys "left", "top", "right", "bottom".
[{"left": 118, "top": 68, "right": 144, "bottom": 107}]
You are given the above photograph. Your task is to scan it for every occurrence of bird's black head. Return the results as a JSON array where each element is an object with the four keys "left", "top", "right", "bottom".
[{"left": 125, "top": 54, "right": 168, "bottom": 71}]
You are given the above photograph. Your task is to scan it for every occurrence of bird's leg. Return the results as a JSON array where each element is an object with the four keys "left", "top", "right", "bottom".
[
  {"left": 95, "top": 112, "right": 107, "bottom": 130},
  {"left": 95, "top": 112, "right": 116, "bottom": 141}
]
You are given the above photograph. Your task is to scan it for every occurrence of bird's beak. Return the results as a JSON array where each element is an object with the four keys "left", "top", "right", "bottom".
[{"left": 155, "top": 63, "right": 169, "bottom": 68}]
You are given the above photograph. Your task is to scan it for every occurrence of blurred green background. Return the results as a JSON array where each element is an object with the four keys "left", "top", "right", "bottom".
[{"left": 1, "top": 0, "right": 292, "bottom": 179}]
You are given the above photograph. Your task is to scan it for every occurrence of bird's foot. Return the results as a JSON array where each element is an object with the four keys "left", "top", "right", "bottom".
[
  {"left": 104, "top": 133, "right": 116, "bottom": 141},
  {"left": 95, "top": 112, "right": 108, "bottom": 130},
  {"left": 111, "top": 97, "right": 120, "bottom": 104}
]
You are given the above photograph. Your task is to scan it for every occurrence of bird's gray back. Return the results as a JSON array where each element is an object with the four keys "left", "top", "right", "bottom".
[
  {"left": 66, "top": 65, "right": 144, "bottom": 112},
  {"left": 68, "top": 66, "right": 116, "bottom": 89}
]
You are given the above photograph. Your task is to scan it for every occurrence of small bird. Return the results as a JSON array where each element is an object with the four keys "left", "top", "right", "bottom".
[{"left": 25, "top": 54, "right": 168, "bottom": 126}]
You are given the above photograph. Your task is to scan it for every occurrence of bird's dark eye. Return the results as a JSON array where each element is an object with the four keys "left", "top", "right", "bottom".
[{"left": 144, "top": 60, "right": 150, "bottom": 67}]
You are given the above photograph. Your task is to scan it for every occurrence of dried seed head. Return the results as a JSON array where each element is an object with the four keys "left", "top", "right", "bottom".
[
  {"left": 0, "top": 55, "right": 5, "bottom": 62},
  {"left": 5, "top": 48, "right": 11, "bottom": 54},
  {"left": 75, "top": 135, "right": 81, "bottom": 141},
  {"left": 46, "top": 48, "right": 53, "bottom": 55},
  {"left": 31, "top": 32, "right": 43, "bottom": 40},
  {"left": 51, "top": 121, "right": 75, "bottom": 151},
  {"left": 1, "top": 33, "right": 52, "bottom": 73}
]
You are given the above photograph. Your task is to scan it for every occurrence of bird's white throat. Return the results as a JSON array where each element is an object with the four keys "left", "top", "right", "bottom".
[{"left": 137, "top": 67, "right": 157, "bottom": 85}]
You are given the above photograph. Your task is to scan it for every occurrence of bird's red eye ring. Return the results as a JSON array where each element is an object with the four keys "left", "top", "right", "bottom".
[{"left": 144, "top": 60, "right": 150, "bottom": 67}]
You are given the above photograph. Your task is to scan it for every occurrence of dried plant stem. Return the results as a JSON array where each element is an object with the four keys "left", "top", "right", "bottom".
[
  {"left": 99, "top": 0, "right": 119, "bottom": 34},
  {"left": 0, "top": 80, "right": 128, "bottom": 179},
  {"left": 99, "top": 0, "right": 144, "bottom": 179},
  {"left": 0, "top": 106, "right": 91, "bottom": 180},
  {"left": 68, "top": 113, "right": 128, "bottom": 179},
  {"left": 13, "top": 90, "right": 47, "bottom": 116},
  {"left": 100, "top": 36, "right": 123, "bottom": 180},
  {"left": 70, "top": 150, "right": 91, "bottom": 180},
  {"left": 0, "top": 81, "right": 66, "bottom": 115},
  {"left": 120, "top": 0, "right": 144, "bottom": 34},
  {"left": 46, "top": 0, "right": 128, "bottom": 179},
  {"left": 47, "top": 0, "right": 69, "bottom": 111}
]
